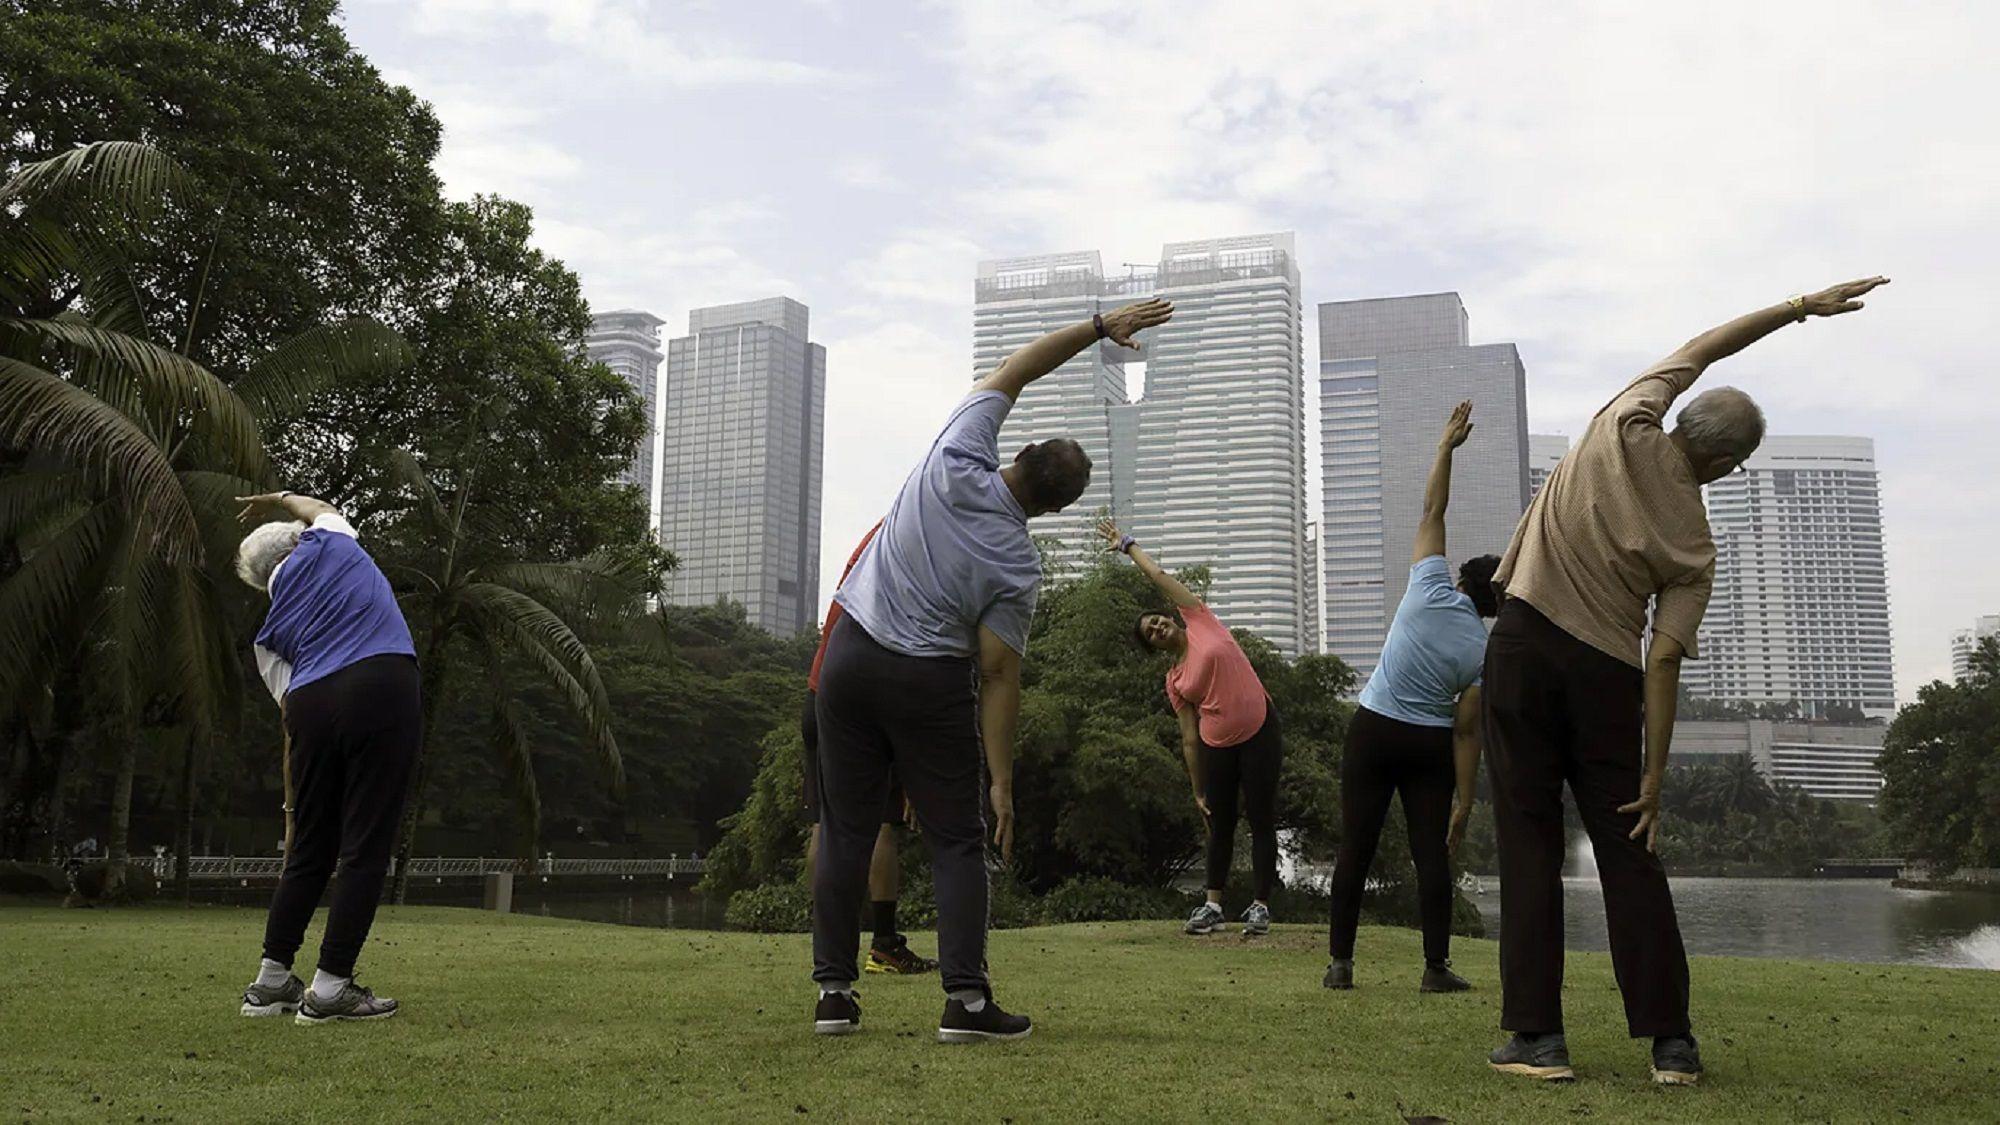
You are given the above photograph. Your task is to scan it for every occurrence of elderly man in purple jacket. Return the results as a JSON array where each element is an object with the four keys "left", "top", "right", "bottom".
[{"left": 232, "top": 490, "right": 419, "bottom": 1024}]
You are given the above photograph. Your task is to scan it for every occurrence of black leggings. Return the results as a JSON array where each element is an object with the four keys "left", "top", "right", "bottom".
[
  {"left": 1203, "top": 706, "right": 1283, "bottom": 902},
  {"left": 262, "top": 654, "right": 421, "bottom": 978},
  {"left": 1328, "top": 705, "right": 1455, "bottom": 963}
]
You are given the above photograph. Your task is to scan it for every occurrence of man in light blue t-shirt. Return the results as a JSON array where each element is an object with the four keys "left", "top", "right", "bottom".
[
  {"left": 811, "top": 298, "right": 1173, "bottom": 1045},
  {"left": 1325, "top": 401, "right": 1502, "bottom": 996}
]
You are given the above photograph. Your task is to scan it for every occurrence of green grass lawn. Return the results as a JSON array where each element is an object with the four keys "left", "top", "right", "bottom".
[{"left": 3, "top": 904, "right": 1997, "bottom": 1123}]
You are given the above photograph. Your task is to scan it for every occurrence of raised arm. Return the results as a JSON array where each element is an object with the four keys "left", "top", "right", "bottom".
[
  {"left": 977, "top": 624, "right": 1023, "bottom": 862},
  {"left": 1668, "top": 276, "right": 1889, "bottom": 373},
  {"left": 977, "top": 299, "right": 1173, "bottom": 402},
  {"left": 1413, "top": 401, "right": 1473, "bottom": 563},
  {"left": 1098, "top": 517, "right": 1199, "bottom": 608},
  {"left": 236, "top": 490, "right": 340, "bottom": 525}
]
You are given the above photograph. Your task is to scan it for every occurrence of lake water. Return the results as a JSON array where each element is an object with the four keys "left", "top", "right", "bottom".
[{"left": 1467, "top": 876, "right": 2000, "bottom": 970}]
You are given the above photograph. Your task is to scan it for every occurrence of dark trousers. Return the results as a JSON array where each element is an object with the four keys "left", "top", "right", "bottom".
[
  {"left": 1203, "top": 707, "right": 1282, "bottom": 902},
  {"left": 1484, "top": 600, "right": 1690, "bottom": 1038},
  {"left": 812, "top": 616, "right": 987, "bottom": 994},
  {"left": 261, "top": 655, "right": 421, "bottom": 979},
  {"left": 1327, "top": 706, "right": 1456, "bottom": 963}
]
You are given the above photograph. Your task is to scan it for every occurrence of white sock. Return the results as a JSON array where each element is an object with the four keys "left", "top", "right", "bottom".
[
  {"left": 948, "top": 989, "right": 987, "bottom": 1013},
  {"left": 819, "top": 982, "right": 855, "bottom": 998},
  {"left": 255, "top": 958, "right": 292, "bottom": 989},
  {"left": 310, "top": 969, "right": 351, "bottom": 1002}
]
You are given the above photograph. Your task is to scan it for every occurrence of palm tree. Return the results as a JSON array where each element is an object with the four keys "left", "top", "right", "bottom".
[
  {"left": 377, "top": 442, "right": 635, "bottom": 902},
  {"left": 1, "top": 142, "right": 405, "bottom": 883}
]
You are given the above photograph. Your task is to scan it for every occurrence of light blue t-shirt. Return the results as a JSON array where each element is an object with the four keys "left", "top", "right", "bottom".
[
  {"left": 1357, "top": 556, "right": 1487, "bottom": 728},
  {"left": 835, "top": 390, "right": 1041, "bottom": 658}
]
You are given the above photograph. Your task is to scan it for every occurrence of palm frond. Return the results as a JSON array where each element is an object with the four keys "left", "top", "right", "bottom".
[
  {"left": 458, "top": 581, "right": 624, "bottom": 792},
  {"left": 0, "top": 141, "right": 189, "bottom": 214},
  {"left": 0, "top": 356, "right": 200, "bottom": 563},
  {"left": 0, "top": 502, "right": 121, "bottom": 706},
  {"left": 233, "top": 319, "right": 411, "bottom": 420},
  {"left": 0, "top": 468, "right": 88, "bottom": 541},
  {"left": 384, "top": 447, "right": 450, "bottom": 533},
  {"left": 478, "top": 643, "right": 542, "bottom": 860},
  {"left": 0, "top": 314, "right": 265, "bottom": 480},
  {"left": 482, "top": 555, "right": 646, "bottom": 630}
]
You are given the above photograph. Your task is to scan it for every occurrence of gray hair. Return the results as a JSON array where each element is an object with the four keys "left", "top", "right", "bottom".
[
  {"left": 235, "top": 520, "right": 306, "bottom": 591},
  {"left": 1674, "top": 386, "right": 1766, "bottom": 462}
]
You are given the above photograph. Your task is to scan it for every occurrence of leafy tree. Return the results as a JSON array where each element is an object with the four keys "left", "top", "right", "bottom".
[
  {"left": 1878, "top": 639, "right": 2000, "bottom": 875},
  {"left": 0, "top": 0, "right": 447, "bottom": 375}
]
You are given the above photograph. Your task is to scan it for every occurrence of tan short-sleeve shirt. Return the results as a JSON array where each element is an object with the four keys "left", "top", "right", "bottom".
[{"left": 1495, "top": 355, "right": 1716, "bottom": 668}]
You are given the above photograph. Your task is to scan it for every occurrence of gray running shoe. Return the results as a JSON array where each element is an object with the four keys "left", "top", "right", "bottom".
[
  {"left": 1488, "top": 1032, "right": 1574, "bottom": 1081},
  {"left": 1184, "top": 902, "right": 1225, "bottom": 935},
  {"left": 1651, "top": 1034, "right": 1703, "bottom": 1085},
  {"left": 240, "top": 975, "right": 304, "bottom": 1017},
  {"left": 1240, "top": 902, "right": 1271, "bottom": 937},
  {"left": 296, "top": 981, "right": 399, "bottom": 1025}
]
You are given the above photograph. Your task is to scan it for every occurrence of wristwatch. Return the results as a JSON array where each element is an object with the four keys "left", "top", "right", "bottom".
[
  {"left": 1786, "top": 295, "right": 1807, "bottom": 321},
  {"left": 1093, "top": 313, "right": 1108, "bottom": 339}
]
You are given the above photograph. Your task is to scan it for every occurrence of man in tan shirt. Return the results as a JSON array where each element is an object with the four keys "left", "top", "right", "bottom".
[{"left": 1482, "top": 277, "right": 1889, "bottom": 1087}]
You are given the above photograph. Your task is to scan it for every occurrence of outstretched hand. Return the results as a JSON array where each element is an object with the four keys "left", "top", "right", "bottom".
[
  {"left": 1439, "top": 400, "right": 1474, "bottom": 450},
  {"left": 1802, "top": 276, "right": 1889, "bottom": 317},
  {"left": 1096, "top": 516, "right": 1124, "bottom": 552},
  {"left": 234, "top": 492, "right": 288, "bottom": 524},
  {"left": 1099, "top": 298, "right": 1173, "bottom": 351}
]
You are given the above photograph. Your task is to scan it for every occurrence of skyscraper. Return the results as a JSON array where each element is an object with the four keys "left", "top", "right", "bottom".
[
  {"left": 1949, "top": 614, "right": 1998, "bottom": 682},
  {"left": 1529, "top": 433, "right": 1570, "bottom": 499},
  {"left": 1684, "top": 436, "right": 1895, "bottom": 719},
  {"left": 585, "top": 309, "right": 665, "bottom": 520},
  {"left": 1318, "top": 294, "right": 1529, "bottom": 684},
  {"left": 972, "top": 234, "right": 1310, "bottom": 655},
  {"left": 659, "top": 297, "right": 824, "bottom": 636}
]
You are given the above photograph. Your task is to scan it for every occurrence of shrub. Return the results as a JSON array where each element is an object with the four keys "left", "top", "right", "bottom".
[
  {"left": 0, "top": 861, "right": 69, "bottom": 896},
  {"left": 724, "top": 881, "right": 811, "bottom": 933},
  {"left": 1039, "top": 876, "right": 1195, "bottom": 924}
]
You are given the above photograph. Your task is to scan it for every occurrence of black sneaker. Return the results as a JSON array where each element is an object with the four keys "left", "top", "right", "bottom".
[
  {"left": 1420, "top": 960, "right": 1472, "bottom": 993},
  {"left": 1323, "top": 959, "right": 1354, "bottom": 990},
  {"left": 937, "top": 994, "right": 1032, "bottom": 1044},
  {"left": 1652, "top": 1034, "right": 1703, "bottom": 1085},
  {"left": 814, "top": 990, "right": 861, "bottom": 1036},
  {"left": 240, "top": 975, "right": 304, "bottom": 1017},
  {"left": 1488, "top": 1032, "right": 1574, "bottom": 1081},
  {"left": 296, "top": 981, "right": 398, "bottom": 1025}
]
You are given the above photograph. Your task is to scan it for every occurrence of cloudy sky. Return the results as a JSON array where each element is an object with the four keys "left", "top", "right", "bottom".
[{"left": 342, "top": 0, "right": 1996, "bottom": 697}]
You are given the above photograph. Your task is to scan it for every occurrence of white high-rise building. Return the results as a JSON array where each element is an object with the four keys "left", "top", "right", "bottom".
[
  {"left": 1529, "top": 433, "right": 1570, "bottom": 499},
  {"left": 659, "top": 297, "right": 825, "bottom": 636},
  {"left": 1684, "top": 436, "right": 1895, "bottom": 719},
  {"left": 585, "top": 309, "right": 665, "bottom": 522},
  {"left": 1318, "top": 294, "right": 1529, "bottom": 685},
  {"left": 973, "top": 234, "right": 1310, "bottom": 655},
  {"left": 1952, "top": 615, "right": 2000, "bottom": 682}
]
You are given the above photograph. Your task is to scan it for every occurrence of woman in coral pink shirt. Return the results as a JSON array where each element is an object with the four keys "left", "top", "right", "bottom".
[{"left": 1099, "top": 517, "right": 1282, "bottom": 938}]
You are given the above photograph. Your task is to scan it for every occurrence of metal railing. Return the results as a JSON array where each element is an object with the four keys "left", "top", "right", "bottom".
[{"left": 152, "top": 854, "right": 708, "bottom": 881}]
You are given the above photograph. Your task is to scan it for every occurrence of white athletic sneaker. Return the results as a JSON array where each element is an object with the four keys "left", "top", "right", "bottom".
[{"left": 1241, "top": 902, "right": 1272, "bottom": 937}]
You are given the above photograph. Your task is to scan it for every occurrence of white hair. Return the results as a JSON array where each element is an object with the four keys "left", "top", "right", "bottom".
[
  {"left": 1675, "top": 386, "right": 1766, "bottom": 462},
  {"left": 235, "top": 520, "right": 306, "bottom": 591}
]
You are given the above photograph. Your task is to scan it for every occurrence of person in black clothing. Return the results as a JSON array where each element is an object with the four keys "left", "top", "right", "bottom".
[{"left": 1325, "top": 403, "right": 1497, "bottom": 993}]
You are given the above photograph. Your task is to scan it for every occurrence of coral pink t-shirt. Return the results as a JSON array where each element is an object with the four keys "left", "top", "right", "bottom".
[{"left": 1165, "top": 603, "right": 1268, "bottom": 748}]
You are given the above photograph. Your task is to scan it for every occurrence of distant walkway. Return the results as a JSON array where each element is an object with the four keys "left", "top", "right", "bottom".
[{"left": 150, "top": 855, "right": 707, "bottom": 881}]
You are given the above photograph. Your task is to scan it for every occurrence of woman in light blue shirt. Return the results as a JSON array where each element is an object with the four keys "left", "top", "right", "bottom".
[{"left": 1324, "top": 402, "right": 1500, "bottom": 994}]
